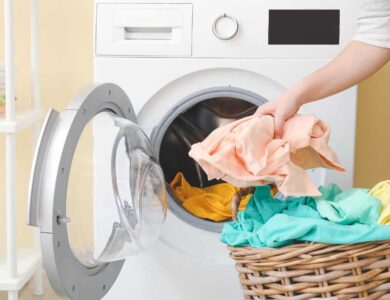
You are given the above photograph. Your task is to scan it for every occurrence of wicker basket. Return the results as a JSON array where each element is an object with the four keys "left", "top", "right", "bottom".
[{"left": 229, "top": 188, "right": 390, "bottom": 299}]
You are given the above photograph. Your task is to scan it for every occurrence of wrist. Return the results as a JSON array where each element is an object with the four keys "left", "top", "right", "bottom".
[
  {"left": 286, "top": 82, "right": 311, "bottom": 107},
  {"left": 282, "top": 89, "right": 305, "bottom": 108}
]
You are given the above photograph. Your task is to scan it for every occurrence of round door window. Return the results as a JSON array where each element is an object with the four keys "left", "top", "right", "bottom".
[{"left": 67, "top": 111, "right": 167, "bottom": 267}]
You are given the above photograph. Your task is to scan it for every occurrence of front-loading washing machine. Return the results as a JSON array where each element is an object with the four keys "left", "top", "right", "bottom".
[{"left": 28, "top": 1, "right": 359, "bottom": 299}]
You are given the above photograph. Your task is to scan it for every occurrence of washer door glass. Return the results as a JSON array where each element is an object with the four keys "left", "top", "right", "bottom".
[
  {"left": 68, "top": 111, "right": 167, "bottom": 267},
  {"left": 28, "top": 84, "right": 167, "bottom": 299}
]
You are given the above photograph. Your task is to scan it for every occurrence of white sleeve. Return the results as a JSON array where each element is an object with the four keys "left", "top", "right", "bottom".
[{"left": 354, "top": 0, "right": 390, "bottom": 48}]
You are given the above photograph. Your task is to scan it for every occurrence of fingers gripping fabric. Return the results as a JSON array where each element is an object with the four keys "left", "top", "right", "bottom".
[{"left": 189, "top": 114, "right": 345, "bottom": 196}]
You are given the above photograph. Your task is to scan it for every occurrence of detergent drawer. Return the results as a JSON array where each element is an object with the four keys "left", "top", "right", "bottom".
[{"left": 95, "top": 3, "right": 192, "bottom": 57}]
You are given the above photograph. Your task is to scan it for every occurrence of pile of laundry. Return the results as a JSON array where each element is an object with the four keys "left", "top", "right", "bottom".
[
  {"left": 176, "top": 112, "right": 390, "bottom": 247},
  {"left": 175, "top": 113, "right": 346, "bottom": 221},
  {"left": 220, "top": 181, "right": 390, "bottom": 247}
]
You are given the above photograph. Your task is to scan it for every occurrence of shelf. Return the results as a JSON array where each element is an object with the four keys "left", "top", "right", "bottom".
[
  {"left": 0, "top": 109, "right": 43, "bottom": 133},
  {"left": 0, "top": 248, "right": 41, "bottom": 291}
]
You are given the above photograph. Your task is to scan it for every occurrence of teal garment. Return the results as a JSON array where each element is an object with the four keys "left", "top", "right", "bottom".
[
  {"left": 316, "top": 185, "right": 378, "bottom": 225},
  {"left": 221, "top": 184, "right": 390, "bottom": 248}
]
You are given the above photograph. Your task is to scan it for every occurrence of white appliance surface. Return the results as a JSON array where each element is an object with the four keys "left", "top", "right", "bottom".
[{"left": 94, "top": 1, "right": 358, "bottom": 299}]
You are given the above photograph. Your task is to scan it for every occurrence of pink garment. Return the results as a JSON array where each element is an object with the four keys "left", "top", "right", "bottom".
[{"left": 189, "top": 114, "right": 345, "bottom": 197}]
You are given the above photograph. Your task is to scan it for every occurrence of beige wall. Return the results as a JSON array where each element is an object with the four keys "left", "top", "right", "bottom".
[
  {"left": 355, "top": 62, "right": 390, "bottom": 188},
  {"left": 0, "top": 0, "right": 94, "bottom": 248},
  {"left": 0, "top": 1, "right": 388, "bottom": 249}
]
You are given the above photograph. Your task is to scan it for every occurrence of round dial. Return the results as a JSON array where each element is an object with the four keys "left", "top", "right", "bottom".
[{"left": 212, "top": 14, "right": 239, "bottom": 40}]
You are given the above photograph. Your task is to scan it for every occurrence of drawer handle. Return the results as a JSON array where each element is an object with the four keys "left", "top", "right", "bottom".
[{"left": 212, "top": 14, "right": 239, "bottom": 40}]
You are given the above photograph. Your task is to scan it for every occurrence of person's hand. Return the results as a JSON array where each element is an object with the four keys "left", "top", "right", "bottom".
[
  {"left": 256, "top": 94, "right": 301, "bottom": 138},
  {"left": 256, "top": 42, "right": 390, "bottom": 138}
]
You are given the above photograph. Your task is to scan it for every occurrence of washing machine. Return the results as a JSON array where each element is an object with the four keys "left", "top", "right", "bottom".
[{"left": 28, "top": 0, "right": 359, "bottom": 299}]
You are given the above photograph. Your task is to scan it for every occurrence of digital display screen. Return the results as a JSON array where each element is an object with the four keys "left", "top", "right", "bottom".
[{"left": 269, "top": 10, "right": 340, "bottom": 45}]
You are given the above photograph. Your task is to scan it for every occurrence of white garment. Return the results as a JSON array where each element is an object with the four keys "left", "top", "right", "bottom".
[{"left": 354, "top": 0, "right": 390, "bottom": 48}]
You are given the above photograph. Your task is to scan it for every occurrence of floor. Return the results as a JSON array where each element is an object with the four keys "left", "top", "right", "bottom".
[{"left": 0, "top": 273, "right": 57, "bottom": 300}]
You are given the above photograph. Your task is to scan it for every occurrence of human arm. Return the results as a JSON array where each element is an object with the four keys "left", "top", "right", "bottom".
[{"left": 257, "top": 41, "right": 390, "bottom": 138}]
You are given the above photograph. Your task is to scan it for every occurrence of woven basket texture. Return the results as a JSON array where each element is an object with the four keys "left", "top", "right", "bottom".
[{"left": 229, "top": 241, "right": 390, "bottom": 300}]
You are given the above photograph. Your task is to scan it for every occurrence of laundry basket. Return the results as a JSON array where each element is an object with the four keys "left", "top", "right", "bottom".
[{"left": 229, "top": 188, "right": 390, "bottom": 300}]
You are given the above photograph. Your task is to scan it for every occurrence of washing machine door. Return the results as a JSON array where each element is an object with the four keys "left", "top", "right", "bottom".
[{"left": 27, "top": 83, "right": 167, "bottom": 299}]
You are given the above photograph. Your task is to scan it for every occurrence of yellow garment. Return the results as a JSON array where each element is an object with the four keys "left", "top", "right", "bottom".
[
  {"left": 170, "top": 172, "right": 252, "bottom": 222},
  {"left": 369, "top": 180, "right": 390, "bottom": 225}
]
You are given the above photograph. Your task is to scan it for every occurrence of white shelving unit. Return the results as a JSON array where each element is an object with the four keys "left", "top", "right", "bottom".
[
  {"left": 0, "top": 0, "right": 44, "bottom": 299},
  {"left": 0, "top": 109, "right": 42, "bottom": 133}
]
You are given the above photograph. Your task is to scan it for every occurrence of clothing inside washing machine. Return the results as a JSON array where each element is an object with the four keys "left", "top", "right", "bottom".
[{"left": 159, "top": 97, "right": 257, "bottom": 222}]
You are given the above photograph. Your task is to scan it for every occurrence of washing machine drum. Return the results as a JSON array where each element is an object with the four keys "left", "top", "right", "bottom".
[{"left": 28, "top": 84, "right": 167, "bottom": 299}]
